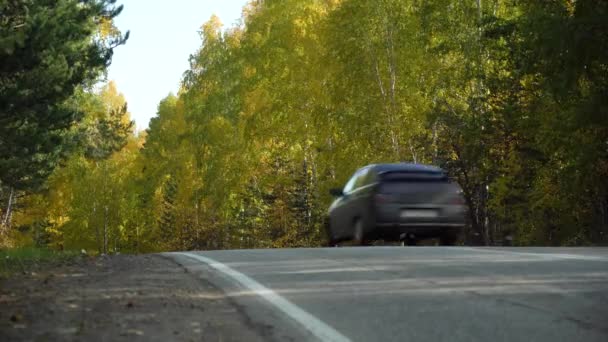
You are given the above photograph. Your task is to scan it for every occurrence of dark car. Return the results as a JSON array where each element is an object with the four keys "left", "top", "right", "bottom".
[{"left": 325, "top": 163, "right": 467, "bottom": 246}]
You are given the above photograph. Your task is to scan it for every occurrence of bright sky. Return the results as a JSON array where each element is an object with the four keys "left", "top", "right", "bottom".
[{"left": 107, "top": 0, "right": 249, "bottom": 130}]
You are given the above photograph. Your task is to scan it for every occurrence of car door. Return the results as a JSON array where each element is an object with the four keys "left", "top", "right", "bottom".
[
  {"left": 352, "top": 168, "right": 378, "bottom": 234},
  {"left": 343, "top": 167, "right": 372, "bottom": 238},
  {"left": 329, "top": 170, "right": 360, "bottom": 240},
  {"left": 335, "top": 168, "right": 371, "bottom": 238}
]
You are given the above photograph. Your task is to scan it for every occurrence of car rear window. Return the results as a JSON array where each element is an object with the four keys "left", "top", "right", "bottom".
[{"left": 379, "top": 171, "right": 448, "bottom": 182}]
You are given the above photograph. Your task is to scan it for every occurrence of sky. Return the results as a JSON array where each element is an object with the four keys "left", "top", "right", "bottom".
[{"left": 107, "top": 0, "right": 249, "bottom": 130}]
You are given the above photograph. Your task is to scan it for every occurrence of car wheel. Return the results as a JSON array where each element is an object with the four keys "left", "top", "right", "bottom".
[
  {"left": 327, "top": 233, "right": 339, "bottom": 247},
  {"left": 401, "top": 237, "right": 416, "bottom": 246},
  {"left": 352, "top": 219, "right": 367, "bottom": 246},
  {"left": 324, "top": 218, "right": 338, "bottom": 247},
  {"left": 439, "top": 233, "right": 458, "bottom": 246}
]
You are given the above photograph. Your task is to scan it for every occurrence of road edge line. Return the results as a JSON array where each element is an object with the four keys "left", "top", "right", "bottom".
[
  {"left": 460, "top": 247, "right": 606, "bottom": 261},
  {"left": 172, "top": 252, "right": 351, "bottom": 342}
]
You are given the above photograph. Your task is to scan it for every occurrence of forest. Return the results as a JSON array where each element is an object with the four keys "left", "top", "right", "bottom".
[{"left": 1, "top": 0, "right": 607, "bottom": 253}]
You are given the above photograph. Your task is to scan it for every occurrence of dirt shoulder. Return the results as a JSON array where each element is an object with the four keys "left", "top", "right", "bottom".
[{"left": 0, "top": 253, "right": 268, "bottom": 342}]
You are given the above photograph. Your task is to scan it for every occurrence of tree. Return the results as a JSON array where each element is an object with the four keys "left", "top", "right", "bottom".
[
  {"left": 0, "top": 0, "right": 128, "bottom": 191},
  {"left": 26, "top": 82, "right": 135, "bottom": 253},
  {"left": 0, "top": 0, "right": 128, "bottom": 242},
  {"left": 12, "top": 0, "right": 606, "bottom": 250}
]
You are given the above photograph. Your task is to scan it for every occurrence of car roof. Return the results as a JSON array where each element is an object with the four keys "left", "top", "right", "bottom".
[{"left": 367, "top": 163, "right": 444, "bottom": 174}]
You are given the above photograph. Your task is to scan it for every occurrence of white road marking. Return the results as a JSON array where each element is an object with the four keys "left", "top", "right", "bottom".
[
  {"left": 275, "top": 266, "right": 392, "bottom": 274},
  {"left": 174, "top": 252, "right": 351, "bottom": 342},
  {"left": 461, "top": 247, "right": 607, "bottom": 261}
]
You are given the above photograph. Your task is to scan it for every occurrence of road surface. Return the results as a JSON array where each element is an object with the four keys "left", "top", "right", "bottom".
[{"left": 168, "top": 247, "right": 608, "bottom": 342}]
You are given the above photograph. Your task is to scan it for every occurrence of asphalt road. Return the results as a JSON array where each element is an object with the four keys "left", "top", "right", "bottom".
[{"left": 168, "top": 247, "right": 608, "bottom": 342}]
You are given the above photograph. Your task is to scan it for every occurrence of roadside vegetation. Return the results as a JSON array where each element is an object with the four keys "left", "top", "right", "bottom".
[
  {"left": 1, "top": 0, "right": 606, "bottom": 253},
  {"left": 0, "top": 247, "right": 81, "bottom": 277}
]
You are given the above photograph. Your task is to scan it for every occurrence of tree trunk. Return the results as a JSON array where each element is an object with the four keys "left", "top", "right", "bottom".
[
  {"left": 327, "top": 137, "right": 336, "bottom": 181},
  {"left": 101, "top": 162, "right": 111, "bottom": 254},
  {"left": 369, "top": 24, "right": 401, "bottom": 161},
  {"left": 1, "top": 187, "right": 15, "bottom": 241},
  {"left": 373, "top": 58, "right": 398, "bottom": 155},
  {"left": 135, "top": 224, "right": 139, "bottom": 254},
  {"left": 385, "top": 19, "right": 403, "bottom": 161},
  {"left": 93, "top": 203, "right": 101, "bottom": 253},
  {"left": 452, "top": 143, "right": 484, "bottom": 245},
  {"left": 93, "top": 161, "right": 102, "bottom": 253},
  {"left": 431, "top": 119, "right": 439, "bottom": 164},
  {"left": 103, "top": 205, "right": 108, "bottom": 254},
  {"left": 409, "top": 139, "right": 418, "bottom": 163},
  {"left": 195, "top": 193, "right": 200, "bottom": 246},
  {"left": 2, "top": 187, "right": 14, "bottom": 227}
]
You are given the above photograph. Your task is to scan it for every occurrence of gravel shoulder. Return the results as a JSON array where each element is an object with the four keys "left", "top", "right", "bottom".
[{"left": 0, "top": 253, "right": 269, "bottom": 342}]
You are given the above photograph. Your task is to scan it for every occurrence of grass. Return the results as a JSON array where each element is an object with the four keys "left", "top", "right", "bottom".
[{"left": 0, "top": 247, "right": 81, "bottom": 278}]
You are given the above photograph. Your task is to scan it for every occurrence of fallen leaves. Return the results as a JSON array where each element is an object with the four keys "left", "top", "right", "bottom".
[
  {"left": 124, "top": 329, "right": 144, "bottom": 336},
  {"left": 10, "top": 313, "right": 22, "bottom": 322},
  {"left": 43, "top": 274, "right": 55, "bottom": 284}
]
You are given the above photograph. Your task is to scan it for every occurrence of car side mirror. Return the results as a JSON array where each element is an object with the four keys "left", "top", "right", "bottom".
[{"left": 329, "top": 188, "right": 344, "bottom": 197}]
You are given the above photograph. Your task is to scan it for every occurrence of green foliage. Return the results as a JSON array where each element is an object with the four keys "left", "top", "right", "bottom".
[
  {"left": 0, "top": 247, "right": 81, "bottom": 277},
  {"left": 14, "top": 82, "right": 137, "bottom": 254},
  {"left": 10, "top": 0, "right": 607, "bottom": 251},
  {"left": 72, "top": 82, "right": 134, "bottom": 160},
  {"left": 129, "top": 0, "right": 606, "bottom": 248},
  {"left": 0, "top": 0, "right": 128, "bottom": 191}
]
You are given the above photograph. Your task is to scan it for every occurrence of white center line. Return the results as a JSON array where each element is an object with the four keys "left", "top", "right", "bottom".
[
  {"left": 460, "top": 247, "right": 607, "bottom": 261},
  {"left": 173, "top": 252, "right": 351, "bottom": 342}
]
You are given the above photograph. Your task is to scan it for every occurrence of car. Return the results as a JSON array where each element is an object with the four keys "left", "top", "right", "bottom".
[{"left": 325, "top": 163, "right": 467, "bottom": 246}]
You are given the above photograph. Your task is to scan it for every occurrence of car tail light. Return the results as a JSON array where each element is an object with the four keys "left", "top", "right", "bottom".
[
  {"left": 450, "top": 196, "right": 465, "bottom": 205},
  {"left": 375, "top": 193, "right": 394, "bottom": 204}
]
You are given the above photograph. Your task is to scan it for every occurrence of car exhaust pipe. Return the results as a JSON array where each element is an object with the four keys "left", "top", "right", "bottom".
[
  {"left": 400, "top": 233, "right": 415, "bottom": 240},
  {"left": 400, "top": 233, "right": 416, "bottom": 246}
]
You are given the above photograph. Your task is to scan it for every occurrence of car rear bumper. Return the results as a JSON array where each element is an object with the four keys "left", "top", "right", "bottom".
[{"left": 372, "top": 223, "right": 464, "bottom": 240}]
